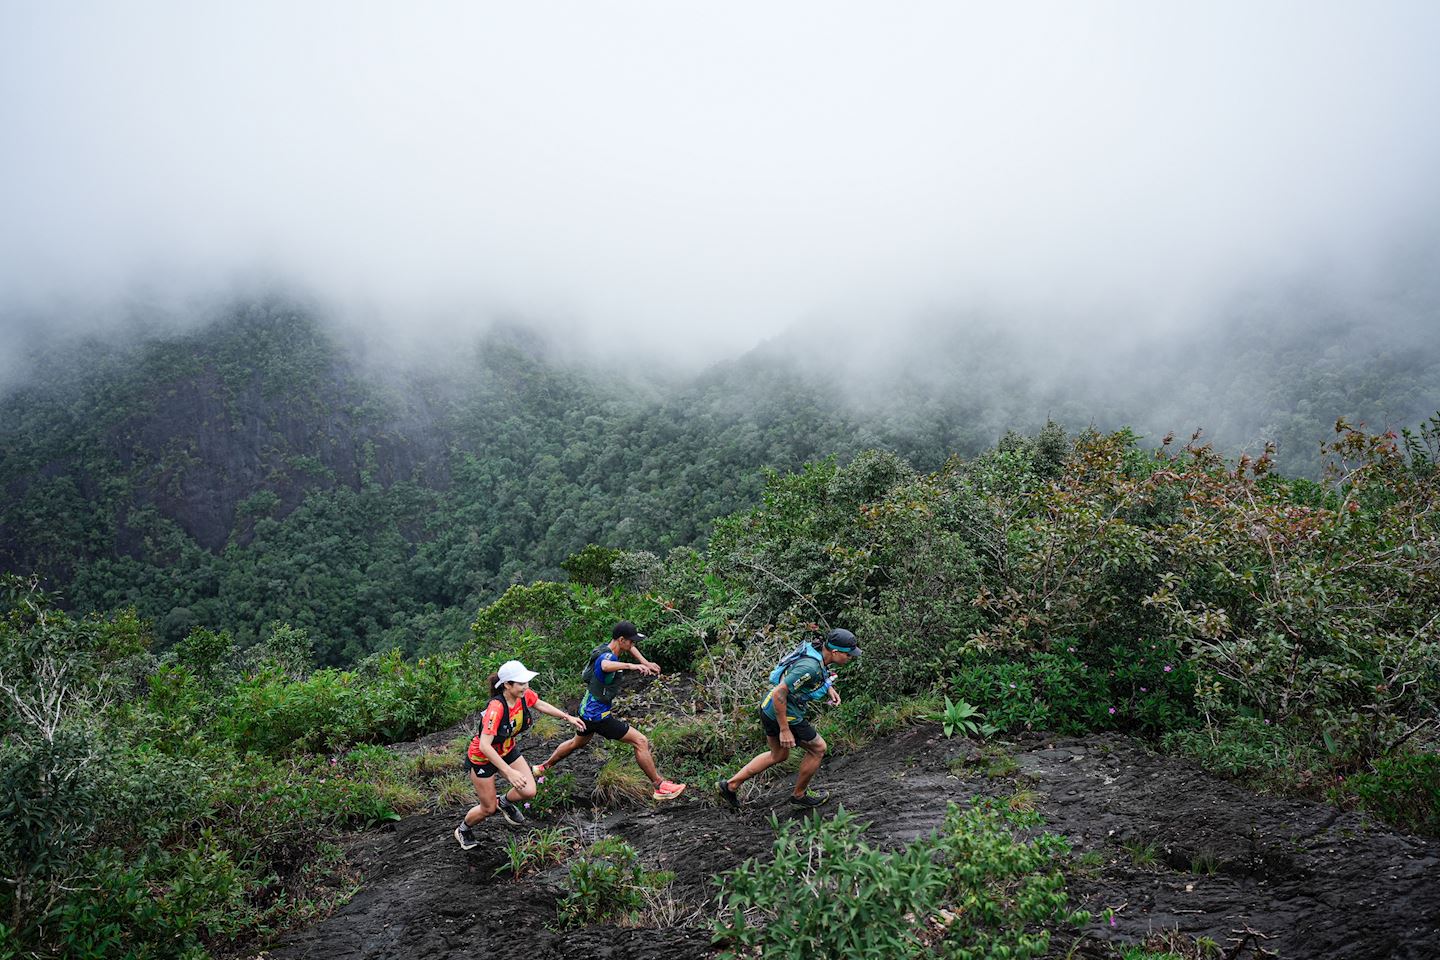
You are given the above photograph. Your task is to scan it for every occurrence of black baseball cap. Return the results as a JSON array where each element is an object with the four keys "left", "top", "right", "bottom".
[
  {"left": 612, "top": 620, "right": 645, "bottom": 641},
  {"left": 824, "top": 628, "right": 860, "bottom": 656}
]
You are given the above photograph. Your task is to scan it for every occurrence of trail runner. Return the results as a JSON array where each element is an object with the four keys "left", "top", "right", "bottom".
[
  {"left": 717, "top": 628, "right": 861, "bottom": 809},
  {"left": 533, "top": 621, "right": 687, "bottom": 801},
  {"left": 454, "top": 659, "right": 585, "bottom": 850}
]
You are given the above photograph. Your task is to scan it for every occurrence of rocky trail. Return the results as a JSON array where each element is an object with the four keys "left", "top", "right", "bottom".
[{"left": 252, "top": 715, "right": 1440, "bottom": 960}]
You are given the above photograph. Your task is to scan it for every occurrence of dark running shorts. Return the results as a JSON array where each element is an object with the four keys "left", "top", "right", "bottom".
[
  {"left": 467, "top": 747, "right": 523, "bottom": 779},
  {"left": 581, "top": 715, "right": 631, "bottom": 740},
  {"left": 759, "top": 709, "right": 818, "bottom": 744}
]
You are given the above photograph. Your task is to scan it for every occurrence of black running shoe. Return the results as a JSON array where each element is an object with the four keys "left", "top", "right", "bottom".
[
  {"left": 497, "top": 796, "right": 527, "bottom": 826},
  {"left": 454, "top": 822, "right": 479, "bottom": 850},
  {"left": 788, "top": 790, "right": 829, "bottom": 809},
  {"left": 717, "top": 779, "right": 740, "bottom": 810}
]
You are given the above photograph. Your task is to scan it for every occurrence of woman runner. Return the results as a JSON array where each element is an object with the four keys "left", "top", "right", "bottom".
[{"left": 455, "top": 659, "right": 585, "bottom": 849}]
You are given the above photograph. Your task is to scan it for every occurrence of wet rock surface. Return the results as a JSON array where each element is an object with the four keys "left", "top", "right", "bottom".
[{"left": 253, "top": 725, "right": 1440, "bottom": 960}]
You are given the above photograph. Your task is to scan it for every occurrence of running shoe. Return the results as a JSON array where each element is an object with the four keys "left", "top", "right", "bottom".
[
  {"left": 497, "top": 796, "right": 527, "bottom": 826},
  {"left": 788, "top": 789, "right": 829, "bottom": 809},
  {"left": 716, "top": 779, "right": 740, "bottom": 810},
  {"left": 454, "top": 822, "right": 479, "bottom": 850},
  {"left": 532, "top": 762, "right": 548, "bottom": 778},
  {"left": 653, "top": 780, "right": 687, "bottom": 800}
]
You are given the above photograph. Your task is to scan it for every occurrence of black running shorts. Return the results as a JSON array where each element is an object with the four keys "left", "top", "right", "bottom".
[
  {"left": 580, "top": 715, "right": 631, "bottom": 740},
  {"left": 467, "top": 747, "right": 522, "bottom": 779},
  {"left": 759, "top": 709, "right": 818, "bottom": 744}
]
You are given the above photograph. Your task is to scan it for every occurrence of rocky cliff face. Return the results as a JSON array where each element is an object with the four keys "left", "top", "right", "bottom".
[
  {"left": 0, "top": 305, "right": 452, "bottom": 576},
  {"left": 117, "top": 367, "right": 447, "bottom": 552}
]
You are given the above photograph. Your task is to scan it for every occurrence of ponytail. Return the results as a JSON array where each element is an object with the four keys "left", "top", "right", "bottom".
[{"left": 486, "top": 673, "right": 502, "bottom": 694}]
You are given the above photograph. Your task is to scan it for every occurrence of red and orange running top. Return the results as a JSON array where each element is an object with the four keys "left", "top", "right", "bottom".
[{"left": 468, "top": 688, "right": 539, "bottom": 763}]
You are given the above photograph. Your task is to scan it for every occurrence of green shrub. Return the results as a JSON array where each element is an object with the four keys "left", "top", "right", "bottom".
[
  {"left": 46, "top": 854, "right": 204, "bottom": 960},
  {"left": 557, "top": 837, "right": 671, "bottom": 926},
  {"left": 947, "top": 640, "right": 1197, "bottom": 737},
  {"left": 715, "top": 802, "right": 1088, "bottom": 960},
  {"left": 527, "top": 770, "right": 578, "bottom": 819},
  {"left": 169, "top": 626, "right": 236, "bottom": 687},
  {"left": 1334, "top": 751, "right": 1440, "bottom": 836},
  {"left": 561, "top": 544, "right": 623, "bottom": 587},
  {"left": 1163, "top": 716, "right": 1326, "bottom": 785},
  {"left": 216, "top": 651, "right": 466, "bottom": 754},
  {"left": 466, "top": 581, "right": 662, "bottom": 688},
  {"left": 0, "top": 728, "right": 101, "bottom": 940}
]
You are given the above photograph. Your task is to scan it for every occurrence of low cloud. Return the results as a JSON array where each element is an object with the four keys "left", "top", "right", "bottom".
[{"left": 2, "top": 2, "right": 1438, "bottom": 377}]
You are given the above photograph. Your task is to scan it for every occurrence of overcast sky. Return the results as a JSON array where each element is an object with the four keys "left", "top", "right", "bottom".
[{"left": 2, "top": 2, "right": 1438, "bottom": 367}]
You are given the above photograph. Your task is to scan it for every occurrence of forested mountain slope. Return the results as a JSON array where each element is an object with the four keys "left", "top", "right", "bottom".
[
  {"left": 2, "top": 297, "right": 1436, "bottom": 664},
  {"left": 0, "top": 303, "right": 898, "bottom": 663}
]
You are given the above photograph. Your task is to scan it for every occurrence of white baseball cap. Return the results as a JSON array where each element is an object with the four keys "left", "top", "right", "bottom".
[{"left": 496, "top": 660, "right": 538, "bottom": 685}]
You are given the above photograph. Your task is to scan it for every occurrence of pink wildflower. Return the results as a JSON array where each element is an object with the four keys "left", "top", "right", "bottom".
[
  {"left": 1108, "top": 707, "right": 1116, "bottom": 715},
  {"left": 1164, "top": 665, "right": 1173, "bottom": 673}
]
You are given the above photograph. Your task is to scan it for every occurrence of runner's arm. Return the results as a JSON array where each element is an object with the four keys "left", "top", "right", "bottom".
[
  {"left": 629, "top": 645, "right": 661, "bottom": 675},
  {"left": 769, "top": 683, "right": 791, "bottom": 734},
  {"left": 600, "top": 657, "right": 648, "bottom": 674},
  {"left": 534, "top": 698, "right": 587, "bottom": 731}
]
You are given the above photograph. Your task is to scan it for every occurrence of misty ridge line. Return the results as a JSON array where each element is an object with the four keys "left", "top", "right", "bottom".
[{"left": 5, "top": 279, "right": 1438, "bottom": 478}]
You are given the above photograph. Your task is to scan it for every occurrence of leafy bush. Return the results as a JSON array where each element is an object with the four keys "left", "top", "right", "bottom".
[
  {"left": 215, "top": 651, "right": 467, "bottom": 754},
  {"left": 0, "top": 728, "right": 101, "bottom": 937},
  {"left": 949, "top": 643, "right": 1196, "bottom": 736},
  {"left": 1163, "top": 717, "right": 1326, "bottom": 787},
  {"left": 45, "top": 854, "right": 207, "bottom": 960},
  {"left": 715, "top": 803, "right": 1088, "bottom": 960},
  {"left": 1333, "top": 751, "right": 1440, "bottom": 836},
  {"left": 557, "top": 837, "right": 672, "bottom": 926},
  {"left": 466, "top": 581, "right": 661, "bottom": 691},
  {"left": 527, "top": 770, "right": 578, "bottom": 819},
  {"left": 560, "top": 544, "right": 623, "bottom": 587}
]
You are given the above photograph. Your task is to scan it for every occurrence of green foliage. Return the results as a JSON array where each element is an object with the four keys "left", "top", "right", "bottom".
[
  {"left": 497, "top": 826, "right": 576, "bottom": 878},
  {"left": 556, "top": 837, "right": 671, "bottom": 927},
  {"left": 466, "top": 581, "right": 661, "bottom": 689},
  {"left": 242, "top": 621, "right": 315, "bottom": 680},
  {"left": 215, "top": 650, "right": 467, "bottom": 754},
  {"left": 169, "top": 626, "right": 235, "bottom": 686},
  {"left": 932, "top": 697, "right": 996, "bottom": 739},
  {"left": 0, "top": 729, "right": 101, "bottom": 936},
  {"left": 560, "top": 544, "right": 623, "bottom": 587},
  {"left": 715, "top": 803, "right": 1087, "bottom": 960},
  {"left": 964, "top": 425, "right": 1438, "bottom": 760},
  {"left": 949, "top": 642, "right": 1195, "bottom": 736},
  {"left": 1162, "top": 717, "right": 1326, "bottom": 787},
  {"left": 1332, "top": 751, "right": 1440, "bottom": 836},
  {"left": 528, "top": 770, "right": 578, "bottom": 819},
  {"left": 46, "top": 853, "right": 206, "bottom": 960},
  {"left": 0, "top": 581, "right": 458, "bottom": 959}
]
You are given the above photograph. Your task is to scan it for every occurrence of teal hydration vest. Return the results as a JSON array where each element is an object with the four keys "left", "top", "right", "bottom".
[{"left": 768, "top": 643, "right": 832, "bottom": 704}]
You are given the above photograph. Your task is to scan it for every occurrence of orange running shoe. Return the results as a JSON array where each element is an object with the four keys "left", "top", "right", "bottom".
[{"left": 653, "top": 780, "right": 687, "bottom": 800}]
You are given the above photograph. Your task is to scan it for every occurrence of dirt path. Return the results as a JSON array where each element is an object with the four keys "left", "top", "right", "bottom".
[{"left": 253, "top": 724, "right": 1439, "bottom": 960}]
